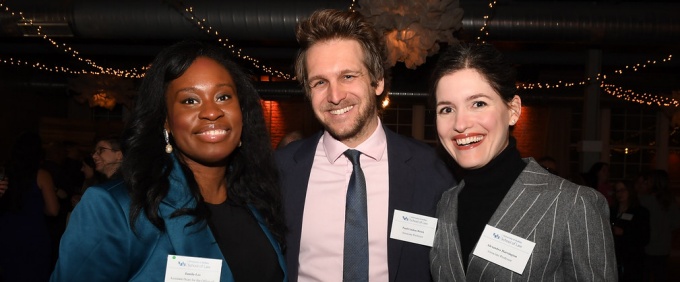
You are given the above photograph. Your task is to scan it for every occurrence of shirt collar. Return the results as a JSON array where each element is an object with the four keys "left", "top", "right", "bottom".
[{"left": 323, "top": 118, "right": 387, "bottom": 164}]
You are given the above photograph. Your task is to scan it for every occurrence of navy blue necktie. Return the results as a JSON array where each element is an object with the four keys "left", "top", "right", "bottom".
[{"left": 343, "top": 149, "right": 369, "bottom": 282}]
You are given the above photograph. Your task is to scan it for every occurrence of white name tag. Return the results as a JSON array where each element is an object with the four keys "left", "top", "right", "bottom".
[
  {"left": 164, "top": 255, "right": 222, "bottom": 282},
  {"left": 472, "top": 225, "right": 536, "bottom": 274},
  {"left": 621, "top": 213, "right": 633, "bottom": 221},
  {"left": 389, "top": 209, "right": 438, "bottom": 247}
]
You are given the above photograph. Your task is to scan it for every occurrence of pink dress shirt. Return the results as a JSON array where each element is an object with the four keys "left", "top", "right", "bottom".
[{"left": 298, "top": 119, "right": 390, "bottom": 282}]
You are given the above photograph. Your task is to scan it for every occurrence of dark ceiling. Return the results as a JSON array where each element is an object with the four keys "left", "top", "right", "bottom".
[{"left": 1, "top": 0, "right": 679, "bottom": 104}]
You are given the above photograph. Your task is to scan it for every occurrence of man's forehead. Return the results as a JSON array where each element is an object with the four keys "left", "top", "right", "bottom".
[{"left": 306, "top": 40, "right": 366, "bottom": 73}]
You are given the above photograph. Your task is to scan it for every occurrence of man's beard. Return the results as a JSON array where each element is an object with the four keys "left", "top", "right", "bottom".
[{"left": 323, "top": 97, "right": 377, "bottom": 143}]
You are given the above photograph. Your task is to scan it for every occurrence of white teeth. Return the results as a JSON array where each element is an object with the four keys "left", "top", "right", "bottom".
[
  {"left": 330, "top": 105, "right": 353, "bottom": 115},
  {"left": 198, "top": 129, "right": 227, "bottom": 136},
  {"left": 456, "top": 136, "right": 483, "bottom": 146}
]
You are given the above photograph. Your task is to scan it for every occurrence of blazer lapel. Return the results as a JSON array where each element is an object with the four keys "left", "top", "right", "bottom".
[
  {"left": 159, "top": 156, "right": 234, "bottom": 281},
  {"left": 467, "top": 160, "right": 555, "bottom": 280},
  {"left": 442, "top": 181, "right": 468, "bottom": 281},
  {"left": 248, "top": 205, "right": 287, "bottom": 281}
]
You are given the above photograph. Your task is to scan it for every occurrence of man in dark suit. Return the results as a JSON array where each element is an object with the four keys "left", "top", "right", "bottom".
[{"left": 275, "top": 9, "right": 456, "bottom": 282}]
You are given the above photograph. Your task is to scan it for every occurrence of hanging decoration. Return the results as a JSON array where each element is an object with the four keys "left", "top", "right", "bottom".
[
  {"left": 68, "top": 75, "right": 137, "bottom": 110},
  {"left": 356, "top": 0, "right": 464, "bottom": 69}
]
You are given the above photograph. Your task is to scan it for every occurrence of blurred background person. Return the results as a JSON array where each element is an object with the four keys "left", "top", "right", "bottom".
[
  {"left": 0, "top": 168, "right": 7, "bottom": 198},
  {"left": 582, "top": 162, "right": 614, "bottom": 206},
  {"left": 51, "top": 40, "right": 286, "bottom": 281},
  {"left": 91, "top": 135, "right": 123, "bottom": 180},
  {"left": 276, "top": 130, "right": 302, "bottom": 149},
  {"left": 67, "top": 155, "right": 106, "bottom": 222},
  {"left": 610, "top": 180, "right": 650, "bottom": 281},
  {"left": 41, "top": 140, "right": 84, "bottom": 268},
  {"left": 79, "top": 155, "right": 105, "bottom": 192},
  {"left": 637, "top": 169, "right": 680, "bottom": 282},
  {"left": 61, "top": 141, "right": 86, "bottom": 197},
  {"left": 0, "top": 132, "right": 60, "bottom": 282}
]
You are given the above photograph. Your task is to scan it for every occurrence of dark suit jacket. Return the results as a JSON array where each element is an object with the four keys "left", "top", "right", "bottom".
[
  {"left": 430, "top": 159, "right": 617, "bottom": 281},
  {"left": 276, "top": 127, "right": 456, "bottom": 282}
]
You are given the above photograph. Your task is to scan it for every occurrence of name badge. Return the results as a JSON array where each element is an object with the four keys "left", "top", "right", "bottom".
[
  {"left": 389, "top": 209, "right": 438, "bottom": 247},
  {"left": 472, "top": 225, "right": 536, "bottom": 274},
  {"left": 164, "top": 255, "right": 222, "bottom": 282},
  {"left": 621, "top": 213, "right": 634, "bottom": 221}
]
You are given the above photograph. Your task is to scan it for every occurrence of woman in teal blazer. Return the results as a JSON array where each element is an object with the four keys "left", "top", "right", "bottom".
[{"left": 51, "top": 41, "right": 287, "bottom": 282}]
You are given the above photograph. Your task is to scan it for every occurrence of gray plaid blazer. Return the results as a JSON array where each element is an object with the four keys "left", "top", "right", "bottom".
[{"left": 430, "top": 158, "right": 617, "bottom": 281}]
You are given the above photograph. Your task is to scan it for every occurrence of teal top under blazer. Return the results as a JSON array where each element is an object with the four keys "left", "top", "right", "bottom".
[{"left": 50, "top": 156, "right": 287, "bottom": 282}]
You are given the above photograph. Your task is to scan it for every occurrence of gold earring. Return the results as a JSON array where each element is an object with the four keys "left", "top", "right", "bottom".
[{"left": 164, "top": 129, "right": 173, "bottom": 154}]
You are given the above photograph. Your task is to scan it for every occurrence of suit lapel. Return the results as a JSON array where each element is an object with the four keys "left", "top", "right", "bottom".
[
  {"left": 286, "top": 133, "right": 320, "bottom": 233},
  {"left": 467, "top": 160, "right": 555, "bottom": 280},
  {"left": 283, "top": 132, "right": 321, "bottom": 280},
  {"left": 384, "top": 129, "right": 417, "bottom": 282}
]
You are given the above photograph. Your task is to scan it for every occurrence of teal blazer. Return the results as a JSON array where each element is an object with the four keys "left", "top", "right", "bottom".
[{"left": 50, "top": 158, "right": 287, "bottom": 282}]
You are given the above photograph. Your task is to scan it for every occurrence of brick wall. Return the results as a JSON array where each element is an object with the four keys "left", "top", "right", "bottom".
[
  {"left": 513, "top": 106, "right": 542, "bottom": 158},
  {"left": 512, "top": 105, "right": 572, "bottom": 177},
  {"left": 261, "top": 99, "right": 320, "bottom": 148},
  {"left": 514, "top": 106, "right": 565, "bottom": 157}
]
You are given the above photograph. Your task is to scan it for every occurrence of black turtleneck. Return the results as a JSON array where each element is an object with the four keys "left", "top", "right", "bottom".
[{"left": 457, "top": 137, "right": 527, "bottom": 269}]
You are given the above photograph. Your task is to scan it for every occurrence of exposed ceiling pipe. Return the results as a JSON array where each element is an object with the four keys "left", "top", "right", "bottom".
[
  {"left": 0, "top": 0, "right": 348, "bottom": 40},
  {"left": 1, "top": 0, "right": 678, "bottom": 44},
  {"left": 461, "top": 1, "right": 680, "bottom": 45},
  {"left": 70, "top": 0, "right": 350, "bottom": 41},
  {"left": 1, "top": 1, "right": 677, "bottom": 99}
]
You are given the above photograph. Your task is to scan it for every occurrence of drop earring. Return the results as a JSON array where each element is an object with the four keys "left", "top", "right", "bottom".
[{"left": 164, "top": 129, "right": 173, "bottom": 154}]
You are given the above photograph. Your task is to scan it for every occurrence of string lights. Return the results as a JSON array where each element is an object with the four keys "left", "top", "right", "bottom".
[
  {"left": 0, "top": 55, "right": 147, "bottom": 78},
  {"left": 1, "top": 56, "right": 87, "bottom": 75},
  {"left": 600, "top": 54, "right": 677, "bottom": 106},
  {"left": 0, "top": 2, "right": 147, "bottom": 78},
  {"left": 517, "top": 81, "right": 586, "bottom": 90},
  {"left": 1, "top": 0, "right": 676, "bottom": 107},
  {"left": 601, "top": 82, "right": 679, "bottom": 107},
  {"left": 476, "top": 0, "right": 497, "bottom": 44},
  {"left": 473, "top": 1, "right": 676, "bottom": 107},
  {"left": 168, "top": 1, "right": 292, "bottom": 80},
  {"left": 349, "top": 0, "right": 358, "bottom": 12},
  {"left": 614, "top": 55, "right": 673, "bottom": 75},
  {"left": 516, "top": 54, "right": 677, "bottom": 107}
]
